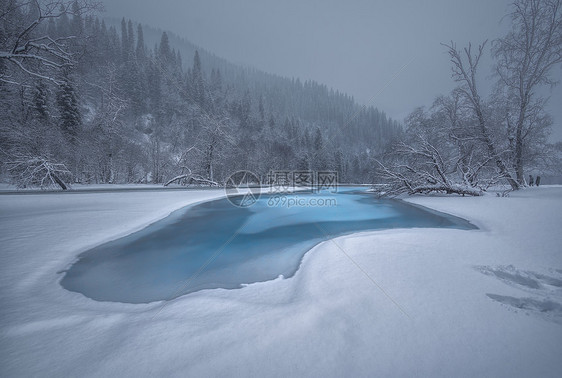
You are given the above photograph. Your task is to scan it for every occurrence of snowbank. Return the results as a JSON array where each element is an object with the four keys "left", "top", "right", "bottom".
[{"left": 1, "top": 186, "right": 561, "bottom": 377}]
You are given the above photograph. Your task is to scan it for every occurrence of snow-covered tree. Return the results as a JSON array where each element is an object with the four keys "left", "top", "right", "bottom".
[
  {"left": 0, "top": 0, "right": 100, "bottom": 85},
  {"left": 492, "top": 0, "right": 562, "bottom": 185}
]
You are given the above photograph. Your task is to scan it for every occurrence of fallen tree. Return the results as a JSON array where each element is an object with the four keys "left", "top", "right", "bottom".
[
  {"left": 372, "top": 101, "right": 493, "bottom": 197},
  {"left": 374, "top": 141, "right": 483, "bottom": 197},
  {"left": 163, "top": 168, "right": 219, "bottom": 187},
  {"left": 4, "top": 153, "right": 71, "bottom": 190}
]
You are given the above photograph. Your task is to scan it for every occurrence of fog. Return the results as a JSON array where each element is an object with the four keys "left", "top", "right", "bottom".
[{"left": 102, "top": 0, "right": 562, "bottom": 141}]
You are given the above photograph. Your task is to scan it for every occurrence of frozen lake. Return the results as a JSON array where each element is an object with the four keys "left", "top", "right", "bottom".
[{"left": 60, "top": 188, "right": 476, "bottom": 303}]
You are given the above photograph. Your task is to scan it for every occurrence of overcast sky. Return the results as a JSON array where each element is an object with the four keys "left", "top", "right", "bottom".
[{"left": 102, "top": 0, "right": 562, "bottom": 141}]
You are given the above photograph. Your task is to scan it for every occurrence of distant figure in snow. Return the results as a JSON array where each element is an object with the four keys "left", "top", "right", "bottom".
[
  {"left": 536, "top": 176, "right": 541, "bottom": 186},
  {"left": 528, "top": 175, "right": 534, "bottom": 186}
]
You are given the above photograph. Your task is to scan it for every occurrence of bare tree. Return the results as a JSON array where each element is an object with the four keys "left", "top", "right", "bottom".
[
  {"left": 493, "top": 0, "right": 562, "bottom": 185},
  {"left": 0, "top": 0, "right": 101, "bottom": 85},
  {"left": 83, "top": 64, "right": 128, "bottom": 183},
  {"left": 198, "top": 112, "right": 235, "bottom": 182},
  {"left": 444, "top": 41, "right": 521, "bottom": 190}
]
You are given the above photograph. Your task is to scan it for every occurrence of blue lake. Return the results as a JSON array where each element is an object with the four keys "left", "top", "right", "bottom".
[{"left": 60, "top": 188, "right": 476, "bottom": 303}]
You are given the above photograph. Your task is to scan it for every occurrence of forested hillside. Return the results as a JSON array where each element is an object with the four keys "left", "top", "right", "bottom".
[{"left": 0, "top": 2, "right": 401, "bottom": 188}]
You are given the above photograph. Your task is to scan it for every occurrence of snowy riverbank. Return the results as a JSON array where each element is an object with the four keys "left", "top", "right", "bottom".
[{"left": 1, "top": 187, "right": 561, "bottom": 377}]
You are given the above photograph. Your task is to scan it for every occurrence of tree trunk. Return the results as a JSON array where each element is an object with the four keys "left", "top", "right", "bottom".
[
  {"left": 164, "top": 174, "right": 192, "bottom": 187},
  {"left": 474, "top": 106, "right": 520, "bottom": 190},
  {"left": 51, "top": 173, "right": 68, "bottom": 190},
  {"left": 206, "top": 142, "right": 214, "bottom": 182},
  {"left": 514, "top": 95, "right": 528, "bottom": 185},
  {"left": 514, "top": 125, "right": 524, "bottom": 185}
]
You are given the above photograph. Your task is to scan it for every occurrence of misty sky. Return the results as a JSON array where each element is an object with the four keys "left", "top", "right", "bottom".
[{"left": 102, "top": 0, "right": 562, "bottom": 141}]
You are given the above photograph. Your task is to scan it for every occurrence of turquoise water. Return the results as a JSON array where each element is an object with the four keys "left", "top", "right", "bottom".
[{"left": 60, "top": 188, "right": 475, "bottom": 303}]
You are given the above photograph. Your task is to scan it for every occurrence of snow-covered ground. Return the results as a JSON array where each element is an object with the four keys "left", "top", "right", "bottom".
[
  {"left": 0, "top": 182, "right": 209, "bottom": 192},
  {"left": 1, "top": 187, "right": 561, "bottom": 377}
]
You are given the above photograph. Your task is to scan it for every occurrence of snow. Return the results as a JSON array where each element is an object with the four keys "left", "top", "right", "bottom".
[
  {"left": 1, "top": 186, "right": 562, "bottom": 377},
  {"left": 0, "top": 182, "right": 193, "bottom": 192}
]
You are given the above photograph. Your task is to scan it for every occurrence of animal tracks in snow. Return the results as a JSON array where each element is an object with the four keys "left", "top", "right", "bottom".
[{"left": 475, "top": 265, "right": 562, "bottom": 324}]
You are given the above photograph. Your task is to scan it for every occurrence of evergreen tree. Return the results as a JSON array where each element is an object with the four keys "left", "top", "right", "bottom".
[
  {"left": 314, "top": 127, "right": 323, "bottom": 151},
  {"left": 159, "top": 32, "right": 172, "bottom": 64},
  {"left": 239, "top": 90, "right": 251, "bottom": 129},
  {"left": 192, "top": 50, "right": 205, "bottom": 107},
  {"left": 258, "top": 96, "right": 265, "bottom": 121},
  {"left": 56, "top": 70, "right": 81, "bottom": 144},
  {"left": 47, "top": 17, "right": 57, "bottom": 38},
  {"left": 334, "top": 149, "right": 344, "bottom": 180},
  {"left": 127, "top": 20, "right": 135, "bottom": 57},
  {"left": 70, "top": 0, "right": 83, "bottom": 36},
  {"left": 136, "top": 24, "right": 145, "bottom": 61},
  {"left": 147, "top": 60, "right": 162, "bottom": 119},
  {"left": 120, "top": 18, "right": 128, "bottom": 62},
  {"left": 57, "top": 5, "right": 70, "bottom": 37},
  {"left": 175, "top": 50, "right": 182, "bottom": 70},
  {"left": 33, "top": 81, "right": 50, "bottom": 122}
]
